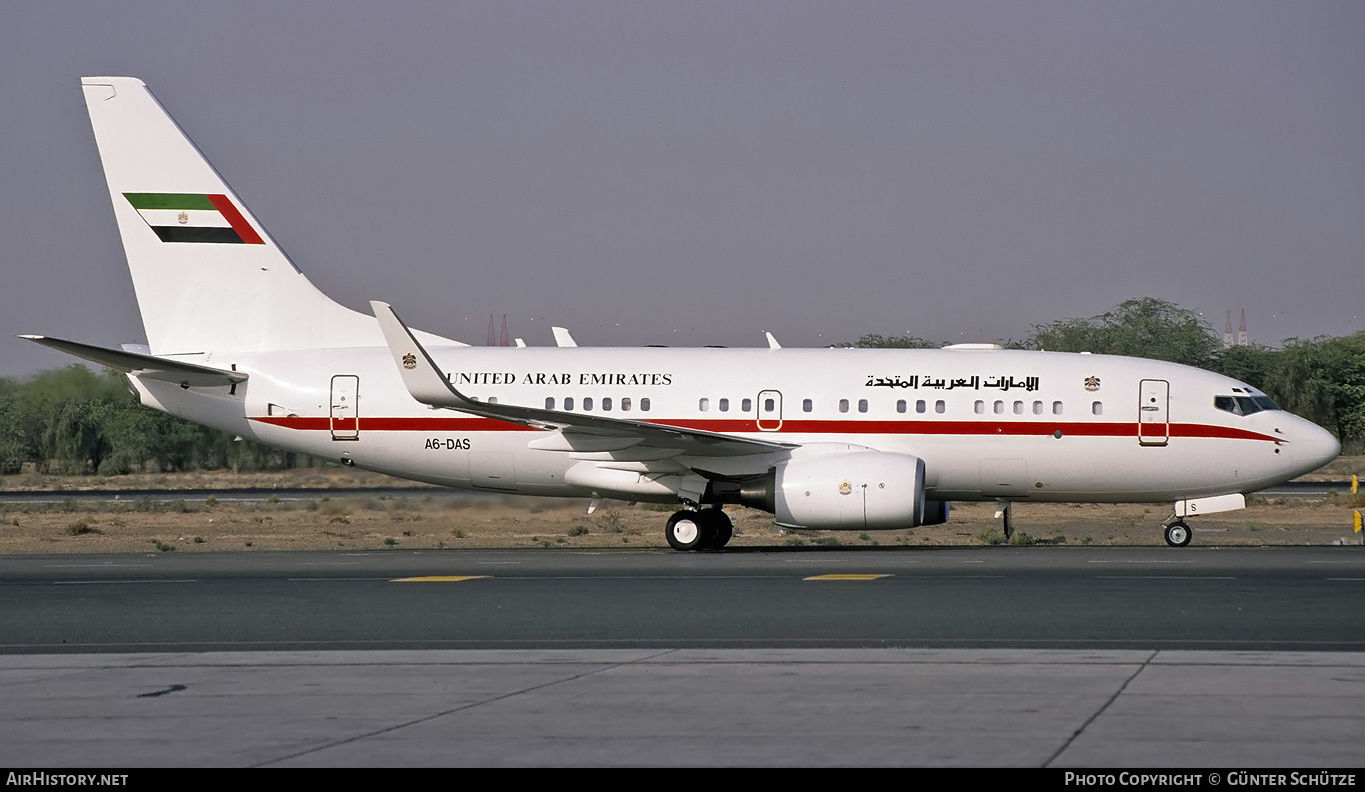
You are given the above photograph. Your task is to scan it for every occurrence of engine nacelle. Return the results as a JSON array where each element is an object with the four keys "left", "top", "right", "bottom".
[{"left": 767, "top": 450, "right": 927, "bottom": 530}]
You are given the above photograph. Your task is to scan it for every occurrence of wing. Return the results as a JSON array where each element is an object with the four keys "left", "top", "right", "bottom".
[{"left": 370, "top": 301, "right": 790, "bottom": 458}]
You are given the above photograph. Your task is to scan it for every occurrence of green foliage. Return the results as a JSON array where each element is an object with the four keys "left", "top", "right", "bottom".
[
  {"left": 1029, "top": 298, "right": 1222, "bottom": 369},
  {"left": 1259, "top": 333, "right": 1365, "bottom": 453},
  {"left": 0, "top": 365, "right": 321, "bottom": 475},
  {"left": 1216, "top": 343, "right": 1279, "bottom": 391},
  {"left": 849, "top": 334, "right": 939, "bottom": 349},
  {"left": 977, "top": 528, "right": 1007, "bottom": 545}
]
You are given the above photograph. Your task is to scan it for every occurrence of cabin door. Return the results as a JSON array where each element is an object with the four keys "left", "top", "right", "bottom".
[
  {"left": 756, "top": 390, "right": 783, "bottom": 432},
  {"left": 330, "top": 375, "right": 360, "bottom": 440},
  {"left": 1138, "top": 379, "right": 1169, "bottom": 447}
]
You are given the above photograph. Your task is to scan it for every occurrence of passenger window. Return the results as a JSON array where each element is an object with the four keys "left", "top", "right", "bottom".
[
  {"left": 545, "top": 397, "right": 555, "bottom": 410},
  {"left": 974, "top": 400, "right": 985, "bottom": 414},
  {"left": 1032, "top": 401, "right": 1043, "bottom": 415},
  {"left": 583, "top": 397, "right": 593, "bottom": 411},
  {"left": 699, "top": 398, "right": 709, "bottom": 412},
  {"left": 743, "top": 398, "right": 753, "bottom": 412},
  {"left": 602, "top": 397, "right": 612, "bottom": 412},
  {"left": 719, "top": 398, "right": 729, "bottom": 412},
  {"left": 1091, "top": 401, "right": 1103, "bottom": 416},
  {"left": 839, "top": 399, "right": 850, "bottom": 413},
  {"left": 993, "top": 400, "right": 1004, "bottom": 415},
  {"left": 764, "top": 398, "right": 775, "bottom": 412},
  {"left": 487, "top": 397, "right": 498, "bottom": 404},
  {"left": 564, "top": 397, "right": 575, "bottom": 411},
  {"left": 935, "top": 400, "right": 945, "bottom": 414},
  {"left": 621, "top": 397, "right": 632, "bottom": 412},
  {"left": 916, "top": 400, "right": 926, "bottom": 414},
  {"left": 896, "top": 400, "right": 907, "bottom": 414},
  {"left": 641, "top": 398, "right": 651, "bottom": 412},
  {"left": 1013, "top": 401, "right": 1024, "bottom": 415},
  {"left": 858, "top": 399, "right": 868, "bottom": 413},
  {"left": 1052, "top": 401, "right": 1063, "bottom": 415},
  {"left": 802, "top": 399, "right": 813, "bottom": 412}
]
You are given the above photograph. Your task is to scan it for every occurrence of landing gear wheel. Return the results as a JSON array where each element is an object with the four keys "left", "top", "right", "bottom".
[
  {"left": 665, "top": 511, "right": 706, "bottom": 551},
  {"left": 698, "top": 509, "right": 733, "bottom": 550},
  {"left": 1164, "top": 520, "right": 1192, "bottom": 547}
]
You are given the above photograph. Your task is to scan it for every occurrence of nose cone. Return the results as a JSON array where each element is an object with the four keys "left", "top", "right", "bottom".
[{"left": 1292, "top": 418, "right": 1341, "bottom": 475}]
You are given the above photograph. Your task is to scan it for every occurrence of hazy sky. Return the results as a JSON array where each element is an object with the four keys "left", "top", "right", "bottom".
[{"left": 3, "top": 2, "right": 1362, "bottom": 375}]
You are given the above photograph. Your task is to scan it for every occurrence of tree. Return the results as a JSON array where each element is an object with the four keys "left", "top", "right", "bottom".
[
  {"left": 1028, "top": 298, "right": 1223, "bottom": 369},
  {"left": 847, "top": 334, "right": 938, "bottom": 349},
  {"left": 1215, "top": 343, "right": 1279, "bottom": 392},
  {"left": 1261, "top": 333, "right": 1365, "bottom": 453}
]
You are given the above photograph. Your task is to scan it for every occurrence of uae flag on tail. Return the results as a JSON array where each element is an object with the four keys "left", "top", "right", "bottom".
[{"left": 123, "top": 193, "right": 265, "bottom": 244}]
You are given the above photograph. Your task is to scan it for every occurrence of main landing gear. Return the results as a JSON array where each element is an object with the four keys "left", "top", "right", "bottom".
[
  {"left": 1163, "top": 517, "right": 1192, "bottom": 548},
  {"left": 665, "top": 507, "right": 733, "bottom": 551}
]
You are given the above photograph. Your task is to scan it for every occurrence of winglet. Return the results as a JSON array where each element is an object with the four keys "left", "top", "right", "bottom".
[
  {"left": 551, "top": 327, "right": 578, "bottom": 348},
  {"left": 765, "top": 331, "right": 782, "bottom": 349},
  {"left": 370, "top": 301, "right": 468, "bottom": 409}
]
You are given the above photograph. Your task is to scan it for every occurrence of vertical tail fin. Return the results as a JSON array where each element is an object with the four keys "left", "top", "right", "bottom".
[{"left": 81, "top": 77, "right": 460, "bottom": 355}]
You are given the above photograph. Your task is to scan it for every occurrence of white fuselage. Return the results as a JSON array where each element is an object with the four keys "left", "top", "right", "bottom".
[{"left": 133, "top": 345, "right": 1338, "bottom": 506}]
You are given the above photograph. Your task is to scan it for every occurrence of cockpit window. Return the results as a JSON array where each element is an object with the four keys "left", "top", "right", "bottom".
[{"left": 1214, "top": 395, "right": 1280, "bottom": 416}]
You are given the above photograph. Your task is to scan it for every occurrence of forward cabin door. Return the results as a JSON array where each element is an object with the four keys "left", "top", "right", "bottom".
[
  {"left": 1138, "top": 379, "right": 1169, "bottom": 446},
  {"left": 756, "top": 390, "right": 783, "bottom": 432},
  {"left": 330, "top": 375, "right": 360, "bottom": 440}
]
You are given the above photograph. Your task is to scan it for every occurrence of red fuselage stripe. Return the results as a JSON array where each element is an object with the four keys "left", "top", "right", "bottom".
[{"left": 250, "top": 415, "right": 1276, "bottom": 442}]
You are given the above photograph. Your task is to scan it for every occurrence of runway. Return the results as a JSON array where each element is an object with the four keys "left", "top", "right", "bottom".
[
  {"left": 2, "top": 546, "right": 1363, "bottom": 651},
  {"left": 1, "top": 546, "right": 1362, "bottom": 766}
]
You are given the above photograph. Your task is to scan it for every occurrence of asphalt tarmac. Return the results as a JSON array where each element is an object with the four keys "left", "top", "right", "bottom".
[{"left": 1, "top": 546, "right": 1361, "bottom": 766}]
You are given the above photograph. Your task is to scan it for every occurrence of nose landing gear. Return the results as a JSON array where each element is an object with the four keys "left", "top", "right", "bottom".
[{"left": 1163, "top": 517, "right": 1192, "bottom": 547}]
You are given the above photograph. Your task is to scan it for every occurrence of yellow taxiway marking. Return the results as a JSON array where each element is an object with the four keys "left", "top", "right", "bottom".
[
  {"left": 390, "top": 576, "right": 492, "bottom": 583},
  {"left": 803, "top": 574, "right": 892, "bottom": 581}
]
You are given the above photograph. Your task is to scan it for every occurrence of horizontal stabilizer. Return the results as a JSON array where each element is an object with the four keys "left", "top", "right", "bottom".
[{"left": 20, "top": 335, "right": 248, "bottom": 388}]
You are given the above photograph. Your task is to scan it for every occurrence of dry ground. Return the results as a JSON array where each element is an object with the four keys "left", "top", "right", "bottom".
[{"left": 0, "top": 460, "right": 1360, "bottom": 554}]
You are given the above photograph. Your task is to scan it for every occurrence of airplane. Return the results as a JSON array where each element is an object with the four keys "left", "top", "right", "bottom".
[{"left": 23, "top": 77, "right": 1341, "bottom": 551}]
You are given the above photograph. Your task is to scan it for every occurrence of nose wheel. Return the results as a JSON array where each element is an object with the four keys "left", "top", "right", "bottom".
[{"left": 1163, "top": 519, "right": 1192, "bottom": 547}]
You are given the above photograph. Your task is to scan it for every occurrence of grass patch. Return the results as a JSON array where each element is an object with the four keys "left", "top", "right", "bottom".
[{"left": 67, "top": 519, "right": 101, "bottom": 536}]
